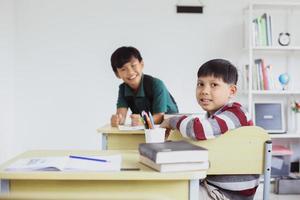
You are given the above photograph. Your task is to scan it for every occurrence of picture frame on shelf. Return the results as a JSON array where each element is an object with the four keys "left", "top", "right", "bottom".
[{"left": 253, "top": 101, "right": 286, "bottom": 133}]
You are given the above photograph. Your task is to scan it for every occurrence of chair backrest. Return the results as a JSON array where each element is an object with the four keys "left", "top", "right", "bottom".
[{"left": 168, "top": 126, "right": 271, "bottom": 175}]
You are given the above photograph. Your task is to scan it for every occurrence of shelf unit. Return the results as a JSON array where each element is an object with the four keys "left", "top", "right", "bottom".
[
  {"left": 245, "top": 2, "right": 300, "bottom": 142},
  {"left": 253, "top": 46, "right": 300, "bottom": 51},
  {"left": 270, "top": 133, "right": 300, "bottom": 139}
]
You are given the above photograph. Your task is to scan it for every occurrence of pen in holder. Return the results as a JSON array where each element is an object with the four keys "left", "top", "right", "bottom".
[
  {"left": 144, "top": 127, "right": 166, "bottom": 143},
  {"left": 141, "top": 111, "right": 154, "bottom": 129}
]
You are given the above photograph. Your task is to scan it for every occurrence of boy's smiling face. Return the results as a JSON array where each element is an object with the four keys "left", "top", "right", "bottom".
[
  {"left": 116, "top": 57, "right": 144, "bottom": 91},
  {"left": 196, "top": 75, "right": 237, "bottom": 115}
]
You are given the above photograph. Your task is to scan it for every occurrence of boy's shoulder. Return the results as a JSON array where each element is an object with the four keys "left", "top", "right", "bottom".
[
  {"left": 221, "top": 102, "right": 243, "bottom": 111},
  {"left": 218, "top": 102, "right": 252, "bottom": 125},
  {"left": 143, "top": 74, "right": 165, "bottom": 88},
  {"left": 218, "top": 102, "right": 249, "bottom": 116},
  {"left": 143, "top": 74, "right": 161, "bottom": 82}
]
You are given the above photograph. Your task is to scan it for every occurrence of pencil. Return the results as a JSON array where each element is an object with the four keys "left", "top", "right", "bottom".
[{"left": 69, "top": 155, "right": 108, "bottom": 162}]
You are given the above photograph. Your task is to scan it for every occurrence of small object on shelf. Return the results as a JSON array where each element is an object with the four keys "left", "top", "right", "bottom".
[
  {"left": 272, "top": 145, "right": 292, "bottom": 177},
  {"left": 253, "top": 102, "right": 285, "bottom": 133},
  {"left": 291, "top": 101, "right": 300, "bottom": 133},
  {"left": 278, "top": 73, "right": 290, "bottom": 90},
  {"left": 278, "top": 32, "right": 291, "bottom": 46}
]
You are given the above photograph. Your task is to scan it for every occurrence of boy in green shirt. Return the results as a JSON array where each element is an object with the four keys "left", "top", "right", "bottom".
[{"left": 110, "top": 46, "right": 178, "bottom": 127}]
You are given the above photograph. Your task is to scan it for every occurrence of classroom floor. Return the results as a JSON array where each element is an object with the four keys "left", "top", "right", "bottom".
[{"left": 254, "top": 183, "right": 300, "bottom": 200}]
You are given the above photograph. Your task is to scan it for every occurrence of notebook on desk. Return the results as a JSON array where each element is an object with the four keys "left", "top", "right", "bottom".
[
  {"left": 118, "top": 124, "right": 145, "bottom": 131},
  {"left": 5, "top": 155, "right": 122, "bottom": 172}
]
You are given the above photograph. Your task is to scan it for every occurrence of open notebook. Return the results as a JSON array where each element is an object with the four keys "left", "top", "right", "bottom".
[
  {"left": 118, "top": 124, "right": 145, "bottom": 131},
  {"left": 5, "top": 155, "right": 122, "bottom": 172}
]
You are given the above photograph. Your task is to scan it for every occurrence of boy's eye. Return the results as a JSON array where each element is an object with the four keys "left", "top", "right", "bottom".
[
  {"left": 211, "top": 83, "right": 218, "bottom": 87},
  {"left": 197, "top": 82, "right": 204, "bottom": 87}
]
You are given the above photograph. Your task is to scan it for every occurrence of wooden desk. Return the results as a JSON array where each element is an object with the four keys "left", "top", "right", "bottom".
[
  {"left": 97, "top": 124, "right": 145, "bottom": 150},
  {"left": 0, "top": 150, "right": 206, "bottom": 200}
]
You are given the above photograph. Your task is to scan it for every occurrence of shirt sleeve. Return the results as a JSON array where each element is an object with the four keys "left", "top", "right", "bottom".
[
  {"left": 169, "top": 103, "right": 253, "bottom": 141},
  {"left": 116, "top": 84, "right": 128, "bottom": 108},
  {"left": 151, "top": 79, "right": 169, "bottom": 113}
]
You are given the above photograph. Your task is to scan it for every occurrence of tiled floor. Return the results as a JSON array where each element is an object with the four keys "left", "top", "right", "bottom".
[{"left": 254, "top": 184, "right": 300, "bottom": 200}]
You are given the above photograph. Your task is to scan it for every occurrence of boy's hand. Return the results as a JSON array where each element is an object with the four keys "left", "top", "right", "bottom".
[
  {"left": 111, "top": 114, "right": 123, "bottom": 127},
  {"left": 130, "top": 114, "right": 143, "bottom": 126},
  {"left": 160, "top": 118, "right": 172, "bottom": 129}
]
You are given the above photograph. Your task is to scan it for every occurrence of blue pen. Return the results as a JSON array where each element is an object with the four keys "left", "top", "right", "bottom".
[
  {"left": 69, "top": 155, "right": 108, "bottom": 163},
  {"left": 148, "top": 112, "right": 155, "bottom": 128}
]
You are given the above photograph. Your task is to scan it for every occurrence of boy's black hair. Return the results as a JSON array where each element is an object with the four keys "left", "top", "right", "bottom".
[
  {"left": 110, "top": 46, "right": 143, "bottom": 75},
  {"left": 197, "top": 59, "right": 238, "bottom": 85}
]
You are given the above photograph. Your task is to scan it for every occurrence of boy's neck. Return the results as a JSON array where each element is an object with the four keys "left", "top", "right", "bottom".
[{"left": 206, "top": 103, "right": 230, "bottom": 117}]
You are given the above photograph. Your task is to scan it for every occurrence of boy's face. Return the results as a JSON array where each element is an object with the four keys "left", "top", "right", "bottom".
[
  {"left": 116, "top": 57, "right": 144, "bottom": 91},
  {"left": 196, "top": 75, "right": 237, "bottom": 115}
]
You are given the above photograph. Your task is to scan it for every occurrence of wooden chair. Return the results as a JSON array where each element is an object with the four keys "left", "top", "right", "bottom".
[{"left": 168, "top": 126, "right": 272, "bottom": 200}]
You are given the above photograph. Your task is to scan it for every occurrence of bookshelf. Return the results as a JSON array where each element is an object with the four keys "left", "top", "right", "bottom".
[{"left": 245, "top": 2, "right": 300, "bottom": 144}]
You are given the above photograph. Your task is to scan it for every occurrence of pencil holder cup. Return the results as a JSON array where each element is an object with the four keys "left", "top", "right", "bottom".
[{"left": 144, "top": 128, "right": 166, "bottom": 143}]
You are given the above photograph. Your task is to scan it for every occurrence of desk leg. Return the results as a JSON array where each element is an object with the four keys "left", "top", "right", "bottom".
[
  {"left": 263, "top": 140, "right": 272, "bottom": 200},
  {"left": 189, "top": 179, "right": 199, "bottom": 200},
  {"left": 0, "top": 179, "right": 9, "bottom": 193},
  {"left": 101, "top": 133, "right": 108, "bottom": 150}
]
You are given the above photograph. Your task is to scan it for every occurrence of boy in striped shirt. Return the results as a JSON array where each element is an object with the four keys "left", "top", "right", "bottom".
[{"left": 160, "top": 59, "right": 258, "bottom": 200}]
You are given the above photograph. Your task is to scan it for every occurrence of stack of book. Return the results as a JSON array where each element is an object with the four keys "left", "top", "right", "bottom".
[{"left": 138, "top": 141, "right": 209, "bottom": 172}]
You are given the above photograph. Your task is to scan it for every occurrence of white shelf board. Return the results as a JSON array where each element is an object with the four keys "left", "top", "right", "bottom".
[
  {"left": 270, "top": 133, "right": 300, "bottom": 139},
  {"left": 252, "top": 46, "right": 300, "bottom": 51},
  {"left": 251, "top": 2, "right": 300, "bottom": 9},
  {"left": 251, "top": 90, "right": 300, "bottom": 95}
]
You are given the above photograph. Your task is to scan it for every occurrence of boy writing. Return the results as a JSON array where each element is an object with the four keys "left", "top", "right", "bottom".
[
  {"left": 160, "top": 59, "right": 258, "bottom": 200},
  {"left": 110, "top": 46, "right": 178, "bottom": 127}
]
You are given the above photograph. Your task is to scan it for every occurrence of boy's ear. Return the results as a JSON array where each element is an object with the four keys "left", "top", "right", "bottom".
[
  {"left": 115, "top": 71, "right": 121, "bottom": 79},
  {"left": 229, "top": 85, "right": 237, "bottom": 98},
  {"left": 141, "top": 60, "right": 144, "bottom": 69}
]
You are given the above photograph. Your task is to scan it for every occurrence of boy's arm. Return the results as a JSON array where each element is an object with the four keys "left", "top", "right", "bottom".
[
  {"left": 167, "top": 103, "right": 252, "bottom": 140},
  {"left": 152, "top": 112, "right": 164, "bottom": 124}
]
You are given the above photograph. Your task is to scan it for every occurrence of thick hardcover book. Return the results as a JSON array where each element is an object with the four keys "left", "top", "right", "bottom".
[
  {"left": 139, "top": 155, "right": 209, "bottom": 172},
  {"left": 138, "top": 141, "right": 208, "bottom": 164}
]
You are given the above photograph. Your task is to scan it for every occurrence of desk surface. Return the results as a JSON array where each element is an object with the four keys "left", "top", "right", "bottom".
[
  {"left": 0, "top": 150, "right": 206, "bottom": 180},
  {"left": 0, "top": 150, "right": 204, "bottom": 200}
]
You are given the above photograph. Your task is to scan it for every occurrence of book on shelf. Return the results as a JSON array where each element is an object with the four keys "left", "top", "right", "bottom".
[
  {"left": 272, "top": 145, "right": 293, "bottom": 156},
  {"left": 253, "top": 58, "right": 276, "bottom": 91},
  {"left": 5, "top": 155, "right": 122, "bottom": 172},
  {"left": 266, "top": 14, "right": 272, "bottom": 46},
  {"left": 252, "top": 13, "right": 272, "bottom": 46},
  {"left": 242, "top": 64, "right": 249, "bottom": 91},
  {"left": 259, "top": 13, "right": 268, "bottom": 46},
  {"left": 252, "top": 18, "right": 259, "bottom": 46},
  {"left": 139, "top": 155, "right": 209, "bottom": 172},
  {"left": 138, "top": 140, "right": 208, "bottom": 164}
]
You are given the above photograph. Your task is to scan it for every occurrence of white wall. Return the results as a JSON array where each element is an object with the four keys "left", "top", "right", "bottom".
[
  {"left": 0, "top": 0, "right": 264, "bottom": 163},
  {"left": 0, "top": 0, "right": 15, "bottom": 163}
]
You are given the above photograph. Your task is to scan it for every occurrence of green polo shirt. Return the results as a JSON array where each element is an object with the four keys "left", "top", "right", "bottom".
[{"left": 117, "top": 75, "right": 178, "bottom": 114}]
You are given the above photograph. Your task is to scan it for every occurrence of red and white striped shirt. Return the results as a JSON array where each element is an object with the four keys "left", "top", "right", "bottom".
[
  {"left": 169, "top": 102, "right": 258, "bottom": 196},
  {"left": 169, "top": 102, "right": 253, "bottom": 141}
]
